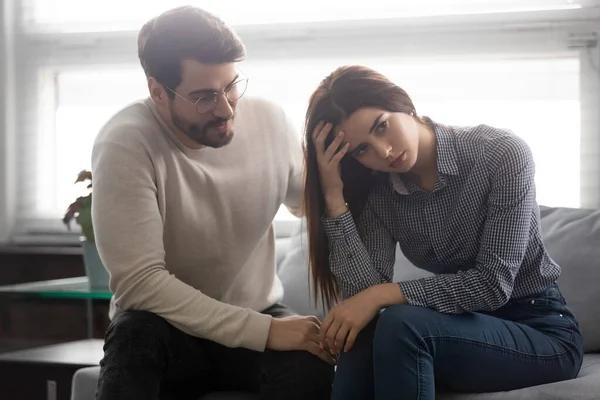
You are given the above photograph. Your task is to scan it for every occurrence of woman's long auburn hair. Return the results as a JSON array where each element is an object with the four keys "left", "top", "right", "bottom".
[{"left": 303, "top": 65, "right": 420, "bottom": 310}]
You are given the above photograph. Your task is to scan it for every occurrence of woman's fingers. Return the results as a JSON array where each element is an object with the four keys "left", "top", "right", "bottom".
[
  {"left": 306, "top": 340, "right": 337, "bottom": 365},
  {"left": 331, "top": 142, "right": 350, "bottom": 164},
  {"left": 320, "top": 312, "right": 335, "bottom": 345},
  {"left": 324, "top": 131, "right": 345, "bottom": 161},
  {"left": 333, "top": 323, "right": 351, "bottom": 354},
  {"left": 312, "top": 121, "right": 325, "bottom": 142},
  {"left": 344, "top": 328, "right": 359, "bottom": 352},
  {"left": 313, "top": 122, "right": 333, "bottom": 156},
  {"left": 324, "top": 318, "right": 343, "bottom": 351}
]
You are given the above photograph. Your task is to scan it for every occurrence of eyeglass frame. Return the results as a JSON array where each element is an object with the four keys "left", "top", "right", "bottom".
[{"left": 163, "top": 71, "right": 249, "bottom": 114}]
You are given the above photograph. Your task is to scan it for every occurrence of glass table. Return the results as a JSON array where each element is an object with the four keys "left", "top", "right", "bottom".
[
  {"left": 0, "top": 277, "right": 112, "bottom": 339},
  {"left": 0, "top": 277, "right": 112, "bottom": 300}
]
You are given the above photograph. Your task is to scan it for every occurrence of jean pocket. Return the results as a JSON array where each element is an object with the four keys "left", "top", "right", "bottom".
[
  {"left": 520, "top": 297, "right": 557, "bottom": 307},
  {"left": 510, "top": 292, "right": 569, "bottom": 319}
]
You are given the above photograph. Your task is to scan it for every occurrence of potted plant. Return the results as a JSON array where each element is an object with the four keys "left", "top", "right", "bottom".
[{"left": 62, "top": 170, "right": 110, "bottom": 290}]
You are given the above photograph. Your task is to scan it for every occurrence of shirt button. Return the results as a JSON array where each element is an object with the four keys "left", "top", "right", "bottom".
[
  {"left": 531, "top": 300, "right": 535, "bottom": 304},
  {"left": 347, "top": 253, "right": 354, "bottom": 260},
  {"left": 335, "top": 220, "right": 341, "bottom": 226},
  {"left": 559, "top": 314, "right": 564, "bottom": 317}
]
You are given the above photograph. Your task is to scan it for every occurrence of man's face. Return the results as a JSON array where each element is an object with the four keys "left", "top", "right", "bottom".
[{"left": 164, "top": 61, "right": 241, "bottom": 148}]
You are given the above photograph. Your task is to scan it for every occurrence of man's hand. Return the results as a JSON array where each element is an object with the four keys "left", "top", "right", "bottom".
[
  {"left": 320, "top": 287, "right": 384, "bottom": 354},
  {"left": 266, "top": 315, "right": 336, "bottom": 365}
]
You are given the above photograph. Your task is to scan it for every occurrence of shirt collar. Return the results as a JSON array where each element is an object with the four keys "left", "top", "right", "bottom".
[
  {"left": 391, "top": 119, "right": 459, "bottom": 195},
  {"left": 435, "top": 121, "right": 459, "bottom": 177}
]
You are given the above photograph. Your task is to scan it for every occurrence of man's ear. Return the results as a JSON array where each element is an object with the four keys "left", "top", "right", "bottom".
[{"left": 148, "top": 77, "right": 168, "bottom": 105}]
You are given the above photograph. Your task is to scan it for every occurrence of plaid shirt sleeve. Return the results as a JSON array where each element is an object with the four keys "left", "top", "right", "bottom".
[
  {"left": 401, "top": 136, "right": 536, "bottom": 313},
  {"left": 322, "top": 202, "right": 397, "bottom": 299}
]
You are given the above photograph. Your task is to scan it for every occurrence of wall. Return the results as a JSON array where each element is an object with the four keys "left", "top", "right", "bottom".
[{"left": 0, "top": 1, "right": 16, "bottom": 243}]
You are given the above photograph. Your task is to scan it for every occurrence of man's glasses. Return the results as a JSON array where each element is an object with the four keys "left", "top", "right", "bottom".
[{"left": 165, "top": 76, "right": 249, "bottom": 114}]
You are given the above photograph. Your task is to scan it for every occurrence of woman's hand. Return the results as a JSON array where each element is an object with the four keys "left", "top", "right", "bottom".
[
  {"left": 312, "top": 121, "right": 349, "bottom": 214},
  {"left": 320, "top": 287, "right": 382, "bottom": 354}
]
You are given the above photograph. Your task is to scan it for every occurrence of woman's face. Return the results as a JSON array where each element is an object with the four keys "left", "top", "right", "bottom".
[{"left": 336, "top": 107, "right": 420, "bottom": 173}]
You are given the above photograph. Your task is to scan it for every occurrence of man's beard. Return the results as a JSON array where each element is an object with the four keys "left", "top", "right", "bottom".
[{"left": 170, "top": 105, "right": 235, "bottom": 148}]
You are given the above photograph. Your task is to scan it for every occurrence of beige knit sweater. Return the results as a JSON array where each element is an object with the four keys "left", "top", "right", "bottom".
[{"left": 91, "top": 96, "right": 303, "bottom": 351}]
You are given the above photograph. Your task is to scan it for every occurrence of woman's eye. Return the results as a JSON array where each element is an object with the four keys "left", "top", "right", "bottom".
[
  {"left": 354, "top": 144, "right": 368, "bottom": 157},
  {"left": 376, "top": 120, "right": 388, "bottom": 133}
]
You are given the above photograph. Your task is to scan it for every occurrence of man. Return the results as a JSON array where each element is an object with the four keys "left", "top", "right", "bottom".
[{"left": 92, "top": 6, "right": 334, "bottom": 400}]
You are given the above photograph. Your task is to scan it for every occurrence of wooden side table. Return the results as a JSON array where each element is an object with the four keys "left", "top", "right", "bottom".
[{"left": 0, "top": 339, "right": 104, "bottom": 400}]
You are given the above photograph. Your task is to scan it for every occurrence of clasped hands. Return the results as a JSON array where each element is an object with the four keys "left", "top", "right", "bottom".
[
  {"left": 320, "top": 282, "right": 407, "bottom": 356},
  {"left": 318, "top": 285, "right": 383, "bottom": 357},
  {"left": 267, "top": 283, "right": 404, "bottom": 364},
  {"left": 266, "top": 287, "right": 380, "bottom": 365}
]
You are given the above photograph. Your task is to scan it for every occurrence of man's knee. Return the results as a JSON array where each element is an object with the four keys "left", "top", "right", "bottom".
[
  {"left": 105, "top": 310, "right": 171, "bottom": 351},
  {"left": 264, "top": 350, "right": 334, "bottom": 388}
]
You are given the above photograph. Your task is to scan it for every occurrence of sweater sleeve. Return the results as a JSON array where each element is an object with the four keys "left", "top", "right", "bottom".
[
  {"left": 92, "top": 138, "right": 272, "bottom": 351},
  {"left": 283, "top": 112, "right": 304, "bottom": 218}
]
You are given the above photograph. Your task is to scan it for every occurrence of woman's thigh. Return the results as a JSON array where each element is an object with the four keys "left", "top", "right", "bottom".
[
  {"left": 332, "top": 319, "right": 378, "bottom": 400},
  {"left": 373, "top": 289, "right": 583, "bottom": 393}
]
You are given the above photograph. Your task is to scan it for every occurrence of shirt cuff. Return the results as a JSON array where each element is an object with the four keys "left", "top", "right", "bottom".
[
  {"left": 321, "top": 210, "right": 354, "bottom": 240},
  {"left": 398, "top": 280, "right": 429, "bottom": 308},
  {"left": 241, "top": 312, "right": 273, "bottom": 352}
]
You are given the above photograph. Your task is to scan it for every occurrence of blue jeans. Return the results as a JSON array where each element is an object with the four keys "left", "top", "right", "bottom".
[{"left": 332, "top": 283, "right": 583, "bottom": 400}]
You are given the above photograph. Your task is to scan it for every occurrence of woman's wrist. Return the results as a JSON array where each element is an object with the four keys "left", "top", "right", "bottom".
[
  {"left": 326, "top": 203, "right": 348, "bottom": 217},
  {"left": 369, "top": 283, "right": 407, "bottom": 308},
  {"left": 324, "top": 191, "right": 348, "bottom": 217}
]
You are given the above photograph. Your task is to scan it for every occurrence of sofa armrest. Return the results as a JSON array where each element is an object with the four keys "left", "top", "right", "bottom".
[
  {"left": 71, "top": 366, "right": 100, "bottom": 400},
  {"left": 275, "top": 237, "right": 292, "bottom": 272}
]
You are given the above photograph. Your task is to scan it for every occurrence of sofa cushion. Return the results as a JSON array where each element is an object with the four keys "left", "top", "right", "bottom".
[
  {"left": 199, "top": 356, "right": 600, "bottom": 400},
  {"left": 70, "top": 366, "right": 101, "bottom": 400},
  {"left": 275, "top": 237, "right": 292, "bottom": 272},
  {"left": 438, "top": 354, "right": 600, "bottom": 400},
  {"left": 538, "top": 206, "right": 600, "bottom": 352},
  {"left": 278, "top": 223, "right": 327, "bottom": 320},
  {"left": 71, "top": 356, "right": 600, "bottom": 400}
]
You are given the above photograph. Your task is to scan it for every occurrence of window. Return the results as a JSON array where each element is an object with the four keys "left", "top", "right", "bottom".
[
  {"left": 22, "top": 0, "right": 590, "bottom": 32},
  {"left": 244, "top": 57, "right": 581, "bottom": 208},
  {"left": 46, "top": 56, "right": 579, "bottom": 224},
  {"left": 43, "top": 68, "right": 146, "bottom": 218},
  {"left": 42, "top": 66, "right": 303, "bottom": 226},
  {"left": 5, "top": 0, "right": 600, "bottom": 243}
]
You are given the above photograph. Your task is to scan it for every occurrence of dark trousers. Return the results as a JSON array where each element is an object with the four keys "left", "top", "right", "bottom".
[
  {"left": 96, "top": 304, "right": 334, "bottom": 400},
  {"left": 332, "top": 283, "right": 584, "bottom": 400}
]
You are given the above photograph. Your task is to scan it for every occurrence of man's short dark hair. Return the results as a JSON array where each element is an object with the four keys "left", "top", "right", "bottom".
[{"left": 138, "top": 6, "right": 246, "bottom": 93}]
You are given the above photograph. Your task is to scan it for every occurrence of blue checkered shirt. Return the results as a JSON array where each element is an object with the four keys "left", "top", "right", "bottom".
[{"left": 322, "top": 120, "right": 560, "bottom": 314}]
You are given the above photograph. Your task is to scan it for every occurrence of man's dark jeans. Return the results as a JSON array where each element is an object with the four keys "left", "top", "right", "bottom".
[
  {"left": 332, "top": 283, "right": 584, "bottom": 400},
  {"left": 95, "top": 304, "right": 334, "bottom": 400}
]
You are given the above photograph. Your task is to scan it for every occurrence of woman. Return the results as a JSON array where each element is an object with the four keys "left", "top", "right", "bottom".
[{"left": 303, "top": 65, "right": 583, "bottom": 400}]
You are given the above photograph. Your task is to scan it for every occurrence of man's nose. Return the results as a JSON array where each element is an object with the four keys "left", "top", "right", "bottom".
[{"left": 212, "top": 93, "right": 234, "bottom": 119}]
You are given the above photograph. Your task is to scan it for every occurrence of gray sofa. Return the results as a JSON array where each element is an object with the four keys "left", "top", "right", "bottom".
[{"left": 71, "top": 205, "right": 600, "bottom": 400}]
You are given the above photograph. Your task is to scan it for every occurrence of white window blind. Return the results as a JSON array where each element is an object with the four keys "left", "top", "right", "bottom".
[
  {"left": 4, "top": 0, "right": 600, "bottom": 243},
  {"left": 21, "top": 0, "right": 593, "bottom": 32},
  {"left": 43, "top": 57, "right": 580, "bottom": 224}
]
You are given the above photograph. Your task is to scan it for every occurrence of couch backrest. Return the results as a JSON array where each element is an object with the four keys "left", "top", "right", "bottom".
[
  {"left": 277, "top": 206, "right": 600, "bottom": 352},
  {"left": 538, "top": 206, "right": 600, "bottom": 352}
]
